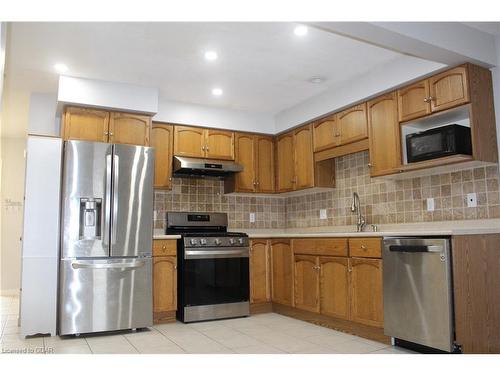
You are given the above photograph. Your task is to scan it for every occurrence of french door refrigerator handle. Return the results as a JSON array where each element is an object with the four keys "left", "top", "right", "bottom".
[
  {"left": 111, "top": 154, "right": 119, "bottom": 245},
  {"left": 102, "top": 154, "right": 112, "bottom": 247},
  {"left": 71, "top": 260, "right": 146, "bottom": 270}
]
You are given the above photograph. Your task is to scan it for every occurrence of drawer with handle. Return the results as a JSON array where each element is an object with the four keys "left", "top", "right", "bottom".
[
  {"left": 292, "top": 238, "right": 348, "bottom": 257},
  {"left": 348, "top": 237, "right": 382, "bottom": 258},
  {"left": 153, "top": 240, "right": 177, "bottom": 257}
]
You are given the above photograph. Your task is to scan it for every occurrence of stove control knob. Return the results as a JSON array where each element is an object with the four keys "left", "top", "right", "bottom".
[
  {"left": 214, "top": 238, "right": 221, "bottom": 246},
  {"left": 229, "top": 238, "right": 235, "bottom": 245},
  {"left": 200, "top": 238, "right": 207, "bottom": 245},
  {"left": 190, "top": 238, "right": 198, "bottom": 245},
  {"left": 238, "top": 238, "right": 244, "bottom": 245}
]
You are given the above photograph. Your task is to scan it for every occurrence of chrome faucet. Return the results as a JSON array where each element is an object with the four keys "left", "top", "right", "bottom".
[{"left": 351, "top": 192, "right": 366, "bottom": 232}]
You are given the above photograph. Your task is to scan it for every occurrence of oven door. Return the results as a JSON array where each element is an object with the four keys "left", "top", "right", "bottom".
[{"left": 183, "top": 247, "right": 249, "bottom": 306}]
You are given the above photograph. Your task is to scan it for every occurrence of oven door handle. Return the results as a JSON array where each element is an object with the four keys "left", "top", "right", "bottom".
[{"left": 184, "top": 249, "right": 249, "bottom": 259}]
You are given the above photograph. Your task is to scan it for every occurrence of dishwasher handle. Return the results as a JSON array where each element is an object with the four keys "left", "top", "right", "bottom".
[{"left": 389, "top": 245, "right": 443, "bottom": 253}]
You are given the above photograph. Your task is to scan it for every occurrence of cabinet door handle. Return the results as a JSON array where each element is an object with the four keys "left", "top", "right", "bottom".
[
  {"left": 423, "top": 97, "right": 429, "bottom": 103},
  {"left": 428, "top": 96, "right": 435, "bottom": 101},
  {"left": 361, "top": 245, "right": 367, "bottom": 250},
  {"left": 162, "top": 245, "right": 166, "bottom": 250},
  {"left": 104, "top": 131, "right": 109, "bottom": 135},
  {"left": 206, "top": 145, "right": 210, "bottom": 152},
  {"left": 368, "top": 163, "right": 372, "bottom": 168},
  {"left": 202, "top": 146, "right": 206, "bottom": 151}
]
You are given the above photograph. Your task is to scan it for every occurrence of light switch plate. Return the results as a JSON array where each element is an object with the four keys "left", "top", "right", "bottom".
[
  {"left": 426, "top": 198, "right": 435, "bottom": 212},
  {"left": 320, "top": 209, "right": 327, "bottom": 220},
  {"left": 467, "top": 193, "right": 477, "bottom": 208},
  {"left": 249, "top": 212, "right": 256, "bottom": 223}
]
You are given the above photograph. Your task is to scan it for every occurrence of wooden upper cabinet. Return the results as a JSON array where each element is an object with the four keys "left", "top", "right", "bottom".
[
  {"left": 235, "top": 133, "right": 256, "bottom": 192},
  {"left": 397, "top": 79, "right": 431, "bottom": 122},
  {"left": 205, "top": 129, "right": 235, "bottom": 160},
  {"left": 319, "top": 256, "right": 350, "bottom": 320},
  {"left": 276, "top": 132, "right": 295, "bottom": 192},
  {"left": 429, "top": 66, "right": 469, "bottom": 112},
  {"left": 337, "top": 103, "right": 368, "bottom": 145},
  {"left": 349, "top": 257, "right": 383, "bottom": 328},
  {"left": 173, "top": 125, "right": 206, "bottom": 158},
  {"left": 256, "top": 136, "right": 275, "bottom": 193},
  {"left": 250, "top": 240, "right": 271, "bottom": 304},
  {"left": 271, "top": 240, "right": 294, "bottom": 306},
  {"left": 294, "top": 255, "right": 320, "bottom": 313},
  {"left": 151, "top": 123, "right": 173, "bottom": 190},
  {"left": 293, "top": 125, "right": 314, "bottom": 190},
  {"left": 367, "top": 92, "right": 401, "bottom": 177},
  {"left": 62, "top": 106, "right": 110, "bottom": 142},
  {"left": 313, "top": 116, "right": 339, "bottom": 152},
  {"left": 109, "top": 112, "right": 151, "bottom": 146},
  {"left": 153, "top": 256, "right": 177, "bottom": 314}
]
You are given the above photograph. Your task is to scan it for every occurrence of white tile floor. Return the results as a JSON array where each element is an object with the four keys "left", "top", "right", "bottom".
[{"left": 1, "top": 294, "right": 414, "bottom": 354}]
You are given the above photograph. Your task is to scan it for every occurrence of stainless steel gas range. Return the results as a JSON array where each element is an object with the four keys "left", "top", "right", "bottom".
[{"left": 166, "top": 212, "right": 250, "bottom": 323}]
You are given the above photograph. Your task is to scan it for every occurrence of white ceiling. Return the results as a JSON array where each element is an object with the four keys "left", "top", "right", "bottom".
[{"left": 5, "top": 22, "right": 404, "bottom": 114}]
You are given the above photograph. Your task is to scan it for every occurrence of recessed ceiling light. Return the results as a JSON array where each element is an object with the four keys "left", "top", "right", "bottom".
[
  {"left": 308, "top": 76, "right": 326, "bottom": 84},
  {"left": 54, "top": 63, "right": 68, "bottom": 74},
  {"left": 212, "top": 88, "right": 223, "bottom": 96},
  {"left": 294, "top": 25, "right": 308, "bottom": 36},
  {"left": 204, "top": 51, "right": 218, "bottom": 61}
]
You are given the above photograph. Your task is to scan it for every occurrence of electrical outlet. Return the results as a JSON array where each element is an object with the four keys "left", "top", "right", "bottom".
[
  {"left": 249, "top": 212, "right": 256, "bottom": 223},
  {"left": 153, "top": 210, "right": 157, "bottom": 221},
  {"left": 320, "top": 209, "right": 327, "bottom": 220},
  {"left": 426, "top": 198, "right": 435, "bottom": 212},
  {"left": 467, "top": 193, "right": 477, "bottom": 208}
]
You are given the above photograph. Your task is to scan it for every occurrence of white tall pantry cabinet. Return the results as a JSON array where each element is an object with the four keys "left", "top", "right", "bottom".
[{"left": 20, "top": 136, "right": 62, "bottom": 337}]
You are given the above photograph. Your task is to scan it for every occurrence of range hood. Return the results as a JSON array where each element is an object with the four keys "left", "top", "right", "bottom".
[{"left": 173, "top": 156, "right": 243, "bottom": 177}]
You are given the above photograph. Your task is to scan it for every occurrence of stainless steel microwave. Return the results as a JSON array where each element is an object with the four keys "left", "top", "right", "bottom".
[{"left": 406, "top": 124, "right": 472, "bottom": 163}]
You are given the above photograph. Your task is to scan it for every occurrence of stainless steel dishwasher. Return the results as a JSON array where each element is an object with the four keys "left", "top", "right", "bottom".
[{"left": 382, "top": 237, "right": 457, "bottom": 353}]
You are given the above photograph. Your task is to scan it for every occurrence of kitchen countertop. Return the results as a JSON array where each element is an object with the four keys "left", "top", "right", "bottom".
[{"left": 153, "top": 219, "right": 500, "bottom": 240}]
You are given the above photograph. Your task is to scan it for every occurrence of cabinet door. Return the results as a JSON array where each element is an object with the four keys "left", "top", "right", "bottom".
[
  {"left": 313, "top": 116, "right": 339, "bottom": 151},
  {"left": 350, "top": 257, "right": 383, "bottom": 327},
  {"left": 337, "top": 103, "right": 368, "bottom": 145},
  {"left": 367, "top": 93, "right": 401, "bottom": 177},
  {"left": 109, "top": 112, "right": 151, "bottom": 146},
  {"left": 173, "top": 125, "right": 206, "bottom": 158},
  {"left": 319, "top": 257, "right": 350, "bottom": 320},
  {"left": 235, "top": 133, "right": 256, "bottom": 192},
  {"left": 429, "top": 66, "right": 469, "bottom": 112},
  {"left": 250, "top": 240, "right": 271, "bottom": 304},
  {"left": 397, "top": 80, "right": 431, "bottom": 122},
  {"left": 271, "top": 240, "right": 293, "bottom": 306},
  {"left": 62, "top": 106, "right": 110, "bottom": 142},
  {"left": 153, "top": 256, "right": 177, "bottom": 313},
  {"left": 276, "top": 132, "right": 295, "bottom": 192},
  {"left": 256, "top": 136, "right": 275, "bottom": 193},
  {"left": 294, "top": 255, "right": 320, "bottom": 312},
  {"left": 293, "top": 125, "right": 314, "bottom": 190},
  {"left": 206, "top": 129, "right": 235, "bottom": 160},
  {"left": 151, "top": 123, "right": 173, "bottom": 189}
]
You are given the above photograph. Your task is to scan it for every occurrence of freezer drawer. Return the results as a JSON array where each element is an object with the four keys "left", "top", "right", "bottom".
[
  {"left": 382, "top": 238, "right": 454, "bottom": 352},
  {"left": 59, "top": 257, "right": 153, "bottom": 335}
]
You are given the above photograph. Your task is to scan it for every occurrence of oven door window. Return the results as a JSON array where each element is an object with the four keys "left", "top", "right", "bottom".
[{"left": 184, "top": 257, "right": 249, "bottom": 306}]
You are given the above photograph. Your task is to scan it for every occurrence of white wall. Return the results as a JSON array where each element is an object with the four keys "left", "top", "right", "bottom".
[
  {"left": 1, "top": 137, "right": 25, "bottom": 293},
  {"left": 275, "top": 56, "right": 445, "bottom": 132},
  {"left": 153, "top": 97, "right": 275, "bottom": 134},
  {"left": 28, "top": 93, "right": 59, "bottom": 136}
]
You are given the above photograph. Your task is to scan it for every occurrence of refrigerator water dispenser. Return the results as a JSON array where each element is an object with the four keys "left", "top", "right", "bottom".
[{"left": 79, "top": 198, "right": 102, "bottom": 239}]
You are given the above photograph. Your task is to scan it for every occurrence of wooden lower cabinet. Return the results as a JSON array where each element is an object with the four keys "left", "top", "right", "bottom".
[
  {"left": 319, "top": 256, "right": 350, "bottom": 320},
  {"left": 294, "top": 255, "right": 320, "bottom": 312},
  {"left": 349, "top": 257, "right": 383, "bottom": 328},
  {"left": 250, "top": 240, "right": 271, "bottom": 304},
  {"left": 270, "top": 240, "right": 294, "bottom": 306},
  {"left": 452, "top": 235, "right": 500, "bottom": 353},
  {"left": 153, "top": 240, "right": 177, "bottom": 323}
]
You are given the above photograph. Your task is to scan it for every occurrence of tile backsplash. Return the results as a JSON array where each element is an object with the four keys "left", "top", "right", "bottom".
[
  {"left": 153, "top": 151, "right": 500, "bottom": 230},
  {"left": 154, "top": 178, "right": 286, "bottom": 230}
]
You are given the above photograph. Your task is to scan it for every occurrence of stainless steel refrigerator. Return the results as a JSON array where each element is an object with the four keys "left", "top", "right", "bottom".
[{"left": 59, "top": 140, "right": 154, "bottom": 335}]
